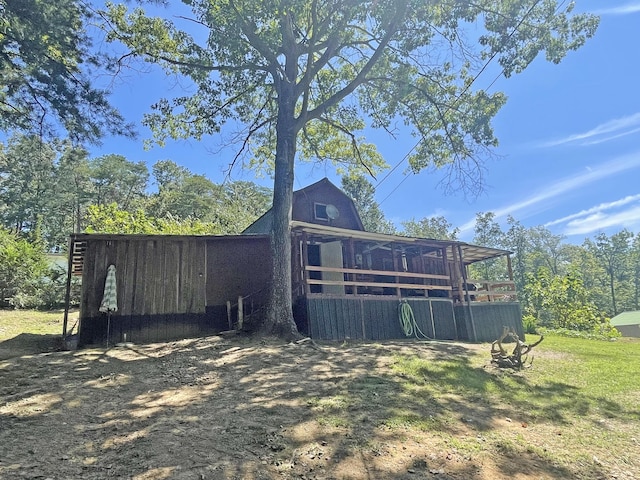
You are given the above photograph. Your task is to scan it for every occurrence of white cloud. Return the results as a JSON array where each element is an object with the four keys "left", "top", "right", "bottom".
[
  {"left": 564, "top": 205, "right": 640, "bottom": 235},
  {"left": 581, "top": 126, "right": 640, "bottom": 146},
  {"left": 591, "top": 4, "right": 640, "bottom": 15},
  {"left": 541, "top": 112, "right": 640, "bottom": 147},
  {"left": 458, "top": 152, "right": 640, "bottom": 234},
  {"left": 545, "top": 194, "right": 640, "bottom": 227}
]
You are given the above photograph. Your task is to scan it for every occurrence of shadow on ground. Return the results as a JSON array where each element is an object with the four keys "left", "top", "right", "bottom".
[
  {"left": 0, "top": 336, "right": 637, "bottom": 480},
  {"left": 0, "top": 333, "right": 62, "bottom": 360}
]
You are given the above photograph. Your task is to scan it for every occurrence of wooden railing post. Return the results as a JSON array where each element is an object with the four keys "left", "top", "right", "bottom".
[{"left": 237, "top": 296, "right": 243, "bottom": 330}]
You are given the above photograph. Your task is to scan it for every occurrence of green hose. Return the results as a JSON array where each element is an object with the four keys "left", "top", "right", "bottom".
[{"left": 398, "top": 300, "right": 432, "bottom": 340}]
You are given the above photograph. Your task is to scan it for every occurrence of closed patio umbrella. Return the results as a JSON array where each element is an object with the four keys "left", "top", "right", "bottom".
[{"left": 99, "top": 264, "right": 117, "bottom": 346}]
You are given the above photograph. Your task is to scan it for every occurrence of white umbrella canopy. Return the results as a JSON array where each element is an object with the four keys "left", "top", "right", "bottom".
[
  {"left": 99, "top": 264, "right": 117, "bottom": 346},
  {"left": 99, "top": 265, "right": 118, "bottom": 313}
]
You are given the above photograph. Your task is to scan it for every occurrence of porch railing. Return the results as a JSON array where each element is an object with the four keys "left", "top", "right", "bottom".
[
  {"left": 465, "top": 280, "right": 518, "bottom": 302},
  {"left": 304, "top": 265, "right": 452, "bottom": 296}
]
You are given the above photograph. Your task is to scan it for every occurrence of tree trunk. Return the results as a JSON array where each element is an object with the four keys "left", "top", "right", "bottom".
[
  {"left": 262, "top": 81, "right": 302, "bottom": 339},
  {"left": 609, "top": 264, "right": 617, "bottom": 316}
]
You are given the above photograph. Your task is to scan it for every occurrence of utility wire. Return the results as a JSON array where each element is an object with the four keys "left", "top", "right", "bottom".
[{"left": 375, "top": 0, "right": 546, "bottom": 204}]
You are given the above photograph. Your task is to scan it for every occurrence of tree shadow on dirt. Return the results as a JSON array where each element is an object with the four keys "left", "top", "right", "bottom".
[
  {"left": 0, "top": 333, "right": 62, "bottom": 360},
  {"left": 0, "top": 337, "right": 635, "bottom": 480}
]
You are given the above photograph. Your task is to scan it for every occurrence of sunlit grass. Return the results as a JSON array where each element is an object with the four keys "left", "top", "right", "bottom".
[
  {"left": 390, "top": 335, "right": 640, "bottom": 424},
  {"left": 0, "top": 309, "right": 70, "bottom": 340}
]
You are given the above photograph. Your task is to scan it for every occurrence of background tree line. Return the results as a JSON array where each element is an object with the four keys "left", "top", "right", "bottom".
[
  {"left": 1, "top": 139, "right": 633, "bottom": 339},
  {"left": 0, "top": 133, "right": 272, "bottom": 307}
]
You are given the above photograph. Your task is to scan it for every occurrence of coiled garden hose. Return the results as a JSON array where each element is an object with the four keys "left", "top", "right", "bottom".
[{"left": 398, "top": 300, "right": 432, "bottom": 340}]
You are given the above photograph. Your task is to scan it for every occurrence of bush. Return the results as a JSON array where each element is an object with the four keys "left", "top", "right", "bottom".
[
  {"left": 0, "top": 229, "right": 49, "bottom": 308},
  {"left": 538, "top": 323, "right": 621, "bottom": 341},
  {"left": 522, "top": 314, "right": 538, "bottom": 334},
  {"left": 38, "top": 265, "right": 81, "bottom": 309}
]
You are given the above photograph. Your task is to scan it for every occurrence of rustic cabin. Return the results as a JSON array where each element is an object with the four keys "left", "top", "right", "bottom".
[{"left": 66, "top": 178, "right": 523, "bottom": 346}]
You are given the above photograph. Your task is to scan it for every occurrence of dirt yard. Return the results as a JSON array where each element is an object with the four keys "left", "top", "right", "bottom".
[{"left": 0, "top": 335, "right": 636, "bottom": 480}]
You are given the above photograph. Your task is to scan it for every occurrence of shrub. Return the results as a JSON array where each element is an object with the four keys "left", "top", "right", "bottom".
[
  {"left": 38, "top": 265, "right": 82, "bottom": 309},
  {"left": 0, "top": 229, "right": 49, "bottom": 308},
  {"left": 522, "top": 314, "right": 538, "bottom": 334}
]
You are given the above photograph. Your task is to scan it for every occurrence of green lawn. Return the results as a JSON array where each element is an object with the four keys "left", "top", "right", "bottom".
[
  {"left": 388, "top": 334, "right": 640, "bottom": 472},
  {"left": 0, "top": 309, "right": 78, "bottom": 359},
  {"left": 0, "top": 311, "right": 638, "bottom": 477}
]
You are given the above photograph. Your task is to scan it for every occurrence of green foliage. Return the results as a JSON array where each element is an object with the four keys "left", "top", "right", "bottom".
[
  {"left": 102, "top": 1, "right": 598, "bottom": 184},
  {"left": 469, "top": 211, "right": 507, "bottom": 281},
  {"left": 85, "top": 203, "right": 223, "bottom": 235},
  {"left": 90, "top": 154, "right": 149, "bottom": 210},
  {"left": 539, "top": 326, "right": 621, "bottom": 342},
  {"left": 0, "top": 228, "right": 49, "bottom": 308},
  {"left": 0, "top": 0, "right": 132, "bottom": 141},
  {"left": 38, "top": 265, "right": 81, "bottom": 309},
  {"left": 341, "top": 173, "right": 395, "bottom": 234},
  {"left": 0, "top": 135, "right": 57, "bottom": 235},
  {"left": 148, "top": 162, "right": 272, "bottom": 233},
  {"left": 524, "top": 267, "right": 612, "bottom": 333},
  {"left": 401, "top": 216, "right": 459, "bottom": 240},
  {"left": 584, "top": 230, "right": 635, "bottom": 316},
  {"left": 522, "top": 314, "right": 538, "bottom": 334}
]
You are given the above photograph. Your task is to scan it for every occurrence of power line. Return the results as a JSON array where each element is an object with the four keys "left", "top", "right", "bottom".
[{"left": 375, "top": 0, "right": 546, "bottom": 205}]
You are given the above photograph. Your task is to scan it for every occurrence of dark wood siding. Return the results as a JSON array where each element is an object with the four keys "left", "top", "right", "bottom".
[
  {"left": 79, "top": 237, "right": 207, "bottom": 345},
  {"left": 245, "top": 178, "right": 364, "bottom": 233},
  {"left": 292, "top": 185, "right": 362, "bottom": 230},
  {"left": 78, "top": 235, "right": 271, "bottom": 345},
  {"left": 454, "top": 303, "right": 524, "bottom": 342},
  {"left": 205, "top": 236, "right": 271, "bottom": 329},
  {"left": 305, "top": 297, "right": 456, "bottom": 341}
]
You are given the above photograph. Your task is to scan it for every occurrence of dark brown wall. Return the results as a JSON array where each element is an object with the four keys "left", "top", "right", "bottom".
[
  {"left": 80, "top": 237, "right": 207, "bottom": 319},
  {"left": 205, "top": 236, "right": 272, "bottom": 307},
  {"left": 78, "top": 235, "right": 271, "bottom": 345},
  {"left": 292, "top": 183, "right": 363, "bottom": 230},
  {"left": 79, "top": 237, "right": 208, "bottom": 345}
]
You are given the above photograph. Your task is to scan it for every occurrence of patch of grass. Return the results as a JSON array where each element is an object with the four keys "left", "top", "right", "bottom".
[
  {"left": 392, "top": 354, "right": 499, "bottom": 396},
  {"left": 384, "top": 334, "right": 639, "bottom": 474},
  {"left": 0, "top": 309, "right": 70, "bottom": 341},
  {"left": 316, "top": 414, "right": 351, "bottom": 428},
  {"left": 392, "top": 335, "right": 640, "bottom": 425},
  {"left": 532, "top": 335, "right": 640, "bottom": 400},
  {"left": 306, "top": 394, "right": 352, "bottom": 412},
  {"left": 381, "top": 412, "right": 449, "bottom": 432},
  {"left": 0, "top": 309, "right": 78, "bottom": 359}
]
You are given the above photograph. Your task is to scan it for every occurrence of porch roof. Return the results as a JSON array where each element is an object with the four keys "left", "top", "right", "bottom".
[{"left": 291, "top": 221, "right": 511, "bottom": 264}]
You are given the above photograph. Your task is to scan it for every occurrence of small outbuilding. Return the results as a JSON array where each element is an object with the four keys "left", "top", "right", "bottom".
[{"left": 610, "top": 311, "right": 640, "bottom": 337}]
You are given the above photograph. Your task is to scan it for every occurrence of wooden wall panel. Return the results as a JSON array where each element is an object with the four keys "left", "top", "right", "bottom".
[
  {"left": 305, "top": 297, "right": 456, "bottom": 341},
  {"left": 79, "top": 237, "right": 211, "bottom": 345},
  {"left": 454, "top": 303, "right": 523, "bottom": 342}
]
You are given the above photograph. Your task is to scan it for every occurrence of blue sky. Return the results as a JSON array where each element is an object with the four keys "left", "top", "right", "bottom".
[{"left": 88, "top": 1, "right": 640, "bottom": 242}]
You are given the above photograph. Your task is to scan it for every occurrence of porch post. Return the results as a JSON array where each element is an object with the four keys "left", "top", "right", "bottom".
[
  {"left": 458, "top": 245, "right": 477, "bottom": 342},
  {"left": 349, "top": 239, "right": 358, "bottom": 296},
  {"left": 301, "top": 232, "right": 310, "bottom": 295},
  {"left": 391, "top": 243, "right": 401, "bottom": 297}
]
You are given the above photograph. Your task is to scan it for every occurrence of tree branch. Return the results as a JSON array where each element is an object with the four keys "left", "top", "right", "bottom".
[{"left": 298, "top": 0, "right": 409, "bottom": 131}]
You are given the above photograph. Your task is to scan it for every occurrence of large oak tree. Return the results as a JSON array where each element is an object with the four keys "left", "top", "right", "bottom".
[{"left": 103, "top": 0, "right": 598, "bottom": 338}]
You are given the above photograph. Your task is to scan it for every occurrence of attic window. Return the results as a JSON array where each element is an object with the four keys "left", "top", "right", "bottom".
[{"left": 314, "top": 203, "right": 329, "bottom": 221}]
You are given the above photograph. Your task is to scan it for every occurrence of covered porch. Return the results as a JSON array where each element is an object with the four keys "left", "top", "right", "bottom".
[{"left": 290, "top": 222, "right": 523, "bottom": 342}]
